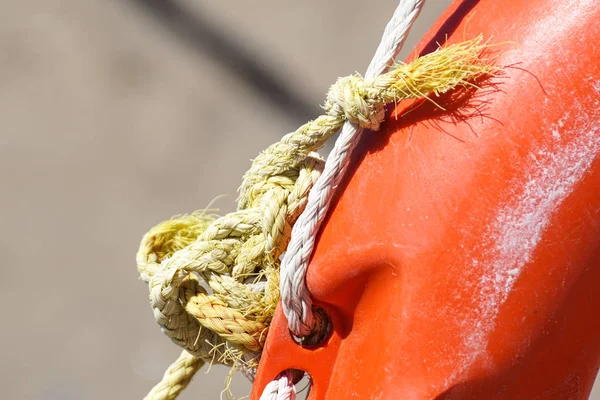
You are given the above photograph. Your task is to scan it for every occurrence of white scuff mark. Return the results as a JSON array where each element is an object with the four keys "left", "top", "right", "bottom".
[
  {"left": 552, "top": 113, "right": 570, "bottom": 139},
  {"left": 446, "top": 97, "right": 600, "bottom": 386},
  {"left": 552, "top": 128, "right": 561, "bottom": 140},
  {"left": 473, "top": 122, "right": 600, "bottom": 315}
]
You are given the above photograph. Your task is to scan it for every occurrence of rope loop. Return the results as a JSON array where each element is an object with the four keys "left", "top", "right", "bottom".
[{"left": 325, "top": 74, "right": 386, "bottom": 131}]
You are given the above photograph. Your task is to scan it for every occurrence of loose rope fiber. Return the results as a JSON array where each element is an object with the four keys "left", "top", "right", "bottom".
[{"left": 136, "top": 1, "right": 496, "bottom": 398}]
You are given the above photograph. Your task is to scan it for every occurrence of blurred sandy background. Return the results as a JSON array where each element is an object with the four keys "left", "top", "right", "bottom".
[{"left": 2, "top": 1, "right": 599, "bottom": 399}]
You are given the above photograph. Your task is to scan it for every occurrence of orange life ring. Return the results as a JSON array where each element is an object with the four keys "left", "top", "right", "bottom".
[{"left": 253, "top": 0, "right": 600, "bottom": 398}]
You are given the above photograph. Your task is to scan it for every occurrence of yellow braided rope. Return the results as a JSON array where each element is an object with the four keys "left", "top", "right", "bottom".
[
  {"left": 144, "top": 351, "right": 204, "bottom": 400},
  {"left": 187, "top": 293, "right": 268, "bottom": 352},
  {"left": 137, "top": 37, "right": 497, "bottom": 399}
]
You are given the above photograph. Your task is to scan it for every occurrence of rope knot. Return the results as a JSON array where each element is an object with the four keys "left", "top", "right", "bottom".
[
  {"left": 324, "top": 74, "right": 386, "bottom": 131},
  {"left": 136, "top": 152, "right": 325, "bottom": 377}
]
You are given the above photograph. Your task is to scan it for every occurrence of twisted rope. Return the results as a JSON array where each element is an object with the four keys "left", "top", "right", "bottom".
[
  {"left": 281, "top": 0, "right": 427, "bottom": 338},
  {"left": 265, "top": 1, "right": 426, "bottom": 394},
  {"left": 144, "top": 351, "right": 203, "bottom": 400},
  {"left": 136, "top": 1, "right": 495, "bottom": 397},
  {"left": 258, "top": 371, "right": 297, "bottom": 400}
]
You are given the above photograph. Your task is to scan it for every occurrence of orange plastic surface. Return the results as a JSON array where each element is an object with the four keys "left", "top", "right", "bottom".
[{"left": 252, "top": 0, "right": 600, "bottom": 398}]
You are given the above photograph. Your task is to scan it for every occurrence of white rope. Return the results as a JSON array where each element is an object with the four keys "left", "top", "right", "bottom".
[
  {"left": 280, "top": 0, "right": 426, "bottom": 337},
  {"left": 259, "top": 371, "right": 297, "bottom": 400},
  {"left": 260, "top": 1, "right": 426, "bottom": 396}
]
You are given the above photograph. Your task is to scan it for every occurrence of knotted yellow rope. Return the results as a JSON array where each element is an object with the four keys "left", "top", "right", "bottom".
[{"left": 136, "top": 37, "right": 496, "bottom": 399}]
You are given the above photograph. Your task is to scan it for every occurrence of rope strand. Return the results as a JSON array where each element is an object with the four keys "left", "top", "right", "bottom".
[{"left": 280, "top": 0, "right": 427, "bottom": 339}]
